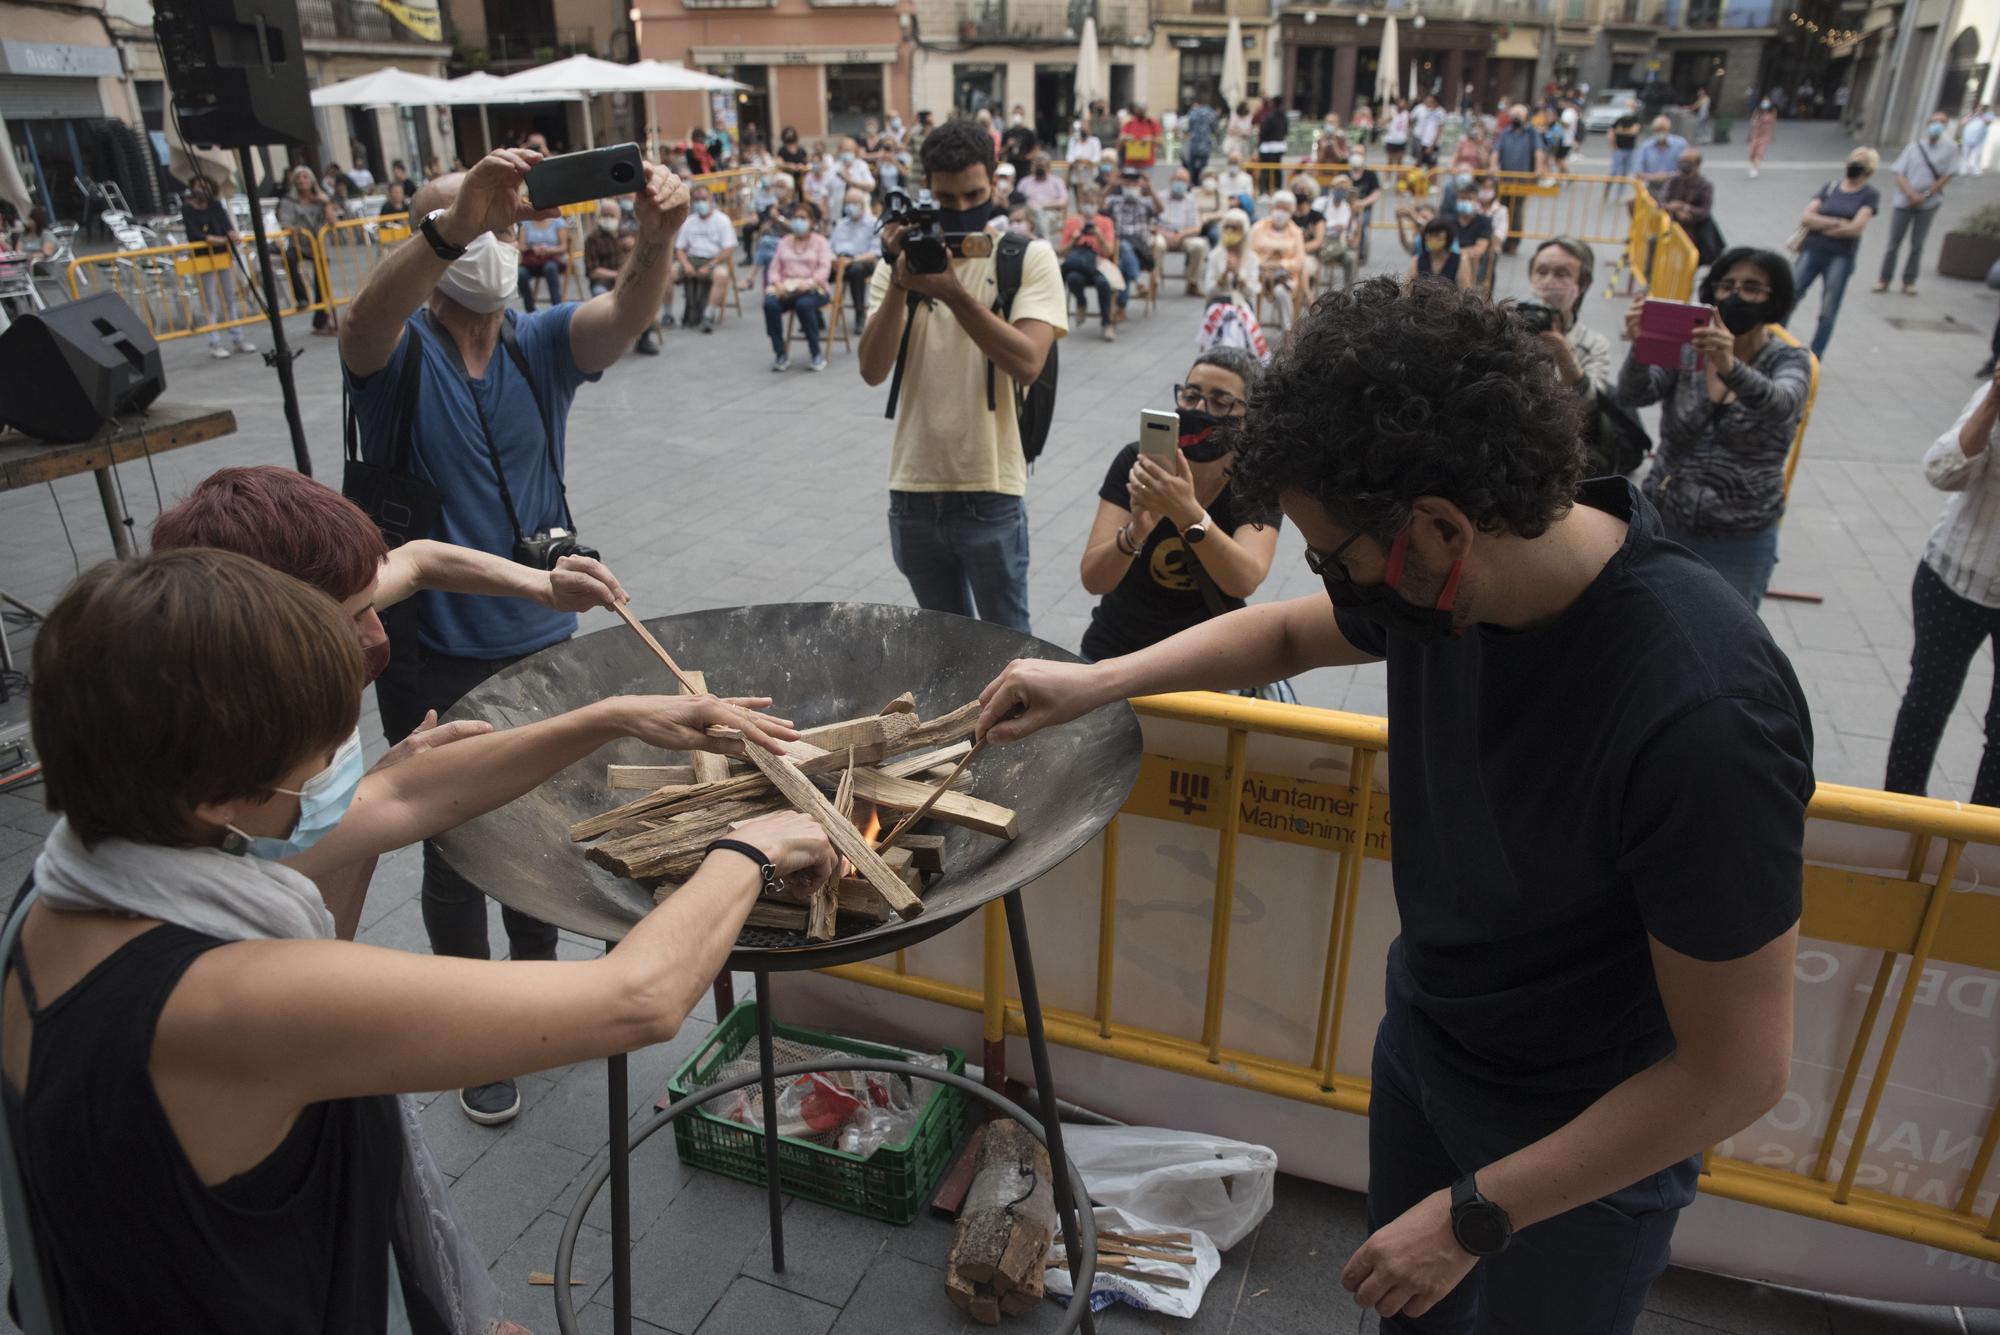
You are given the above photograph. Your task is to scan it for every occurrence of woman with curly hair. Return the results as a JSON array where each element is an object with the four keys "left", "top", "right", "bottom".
[
  {"left": 970, "top": 277, "right": 1811, "bottom": 1335},
  {"left": 1617, "top": 246, "right": 1811, "bottom": 609}
]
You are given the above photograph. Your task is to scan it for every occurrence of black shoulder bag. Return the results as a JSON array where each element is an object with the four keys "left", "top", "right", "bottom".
[{"left": 341, "top": 321, "right": 440, "bottom": 550}]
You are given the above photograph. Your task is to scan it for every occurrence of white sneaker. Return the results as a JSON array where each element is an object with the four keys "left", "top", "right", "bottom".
[
  {"left": 209, "top": 345, "right": 230, "bottom": 360},
  {"left": 809, "top": 354, "right": 827, "bottom": 372},
  {"left": 1748, "top": 167, "right": 1759, "bottom": 178},
  {"left": 233, "top": 338, "right": 257, "bottom": 354}
]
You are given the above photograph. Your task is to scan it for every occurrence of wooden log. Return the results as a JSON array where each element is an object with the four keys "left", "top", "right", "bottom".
[
  {"left": 944, "top": 1269, "right": 977, "bottom": 1315},
  {"left": 587, "top": 799, "right": 776, "bottom": 879},
  {"left": 999, "top": 1283, "right": 1042, "bottom": 1316},
  {"left": 878, "top": 691, "right": 918, "bottom": 716},
  {"left": 878, "top": 742, "right": 973, "bottom": 782},
  {"left": 894, "top": 699, "right": 984, "bottom": 754},
  {"left": 570, "top": 772, "right": 769, "bottom": 841},
  {"left": 807, "top": 760, "right": 854, "bottom": 942},
  {"left": 848, "top": 770, "right": 1018, "bottom": 839},
  {"left": 1096, "top": 1229, "right": 1196, "bottom": 1248},
  {"left": 607, "top": 763, "right": 696, "bottom": 791},
  {"left": 969, "top": 1291, "right": 1000, "bottom": 1325},
  {"left": 898, "top": 833, "right": 946, "bottom": 874},
  {"left": 708, "top": 711, "right": 920, "bottom": 768},
  {"left": 743, "top": 747, "right": 924, "bottom": 920},
  {"left": 681, "top": 670, "right": 733, "bottom": 787},
  {"left": 947, "top": 1122, "right": 1055, "bottom": 1297},
  {"left": 878, "top": 737, "right": 987, "bottom": 853}
]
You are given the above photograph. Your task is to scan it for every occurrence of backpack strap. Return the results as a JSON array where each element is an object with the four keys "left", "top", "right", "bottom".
[
  {"left": 0, "top": 879, "right": 66, "bottom": 1335},
  {"left": 986, "top": 232, "right": 1030, "bottom": 413}
]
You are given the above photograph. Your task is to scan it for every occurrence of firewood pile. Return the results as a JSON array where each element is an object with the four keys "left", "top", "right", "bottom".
[{"left": 570, "top": 694, "right": 1020, "bottom": 941}]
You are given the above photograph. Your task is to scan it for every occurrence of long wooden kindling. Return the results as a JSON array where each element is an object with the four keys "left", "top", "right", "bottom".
[
  {"left": 611, "top": 603, "right": 700, "bottom": 693},
  {"left": 878, "top": 736, "right": 988, "bottom": 853},
  {"left": 848, "top": 769, "right": 1019, "bottom": 839},
  {"left": 807, "top": 758, "right": 856, "bottom": 941},
  {"left": 743, "top": 746, "right": 924, "bottom": 920}
]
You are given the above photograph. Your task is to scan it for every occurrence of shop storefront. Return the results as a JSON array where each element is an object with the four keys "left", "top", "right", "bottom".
[{"left": 0, "top": 35, "right": 149, "bottom": 220}]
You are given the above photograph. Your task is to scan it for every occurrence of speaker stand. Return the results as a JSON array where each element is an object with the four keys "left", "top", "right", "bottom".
[{"left": 240, "top": 147, "right": 313, "bottom": 477}]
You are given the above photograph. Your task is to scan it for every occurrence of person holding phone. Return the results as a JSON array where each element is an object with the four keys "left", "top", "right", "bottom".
[
  {"left": 1077, "top": 348, "right": 1281, "bottom": 662},
  {"left": 1617, "top": 248, "right": 1810, "bottom": 609}
]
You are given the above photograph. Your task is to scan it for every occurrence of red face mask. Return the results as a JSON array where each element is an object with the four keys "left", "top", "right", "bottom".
[{"left": 361, "top": 638, "right": 392, "bottom": 683}]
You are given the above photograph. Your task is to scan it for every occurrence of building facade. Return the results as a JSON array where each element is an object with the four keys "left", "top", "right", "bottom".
[
  {"left": 907, "top": 0, "right": 1154, "bottom": 147},
  {"left": 1145, "top": 0, "right": 1274, "bottom": 121}
]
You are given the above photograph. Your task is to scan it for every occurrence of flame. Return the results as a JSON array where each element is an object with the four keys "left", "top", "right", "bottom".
[{"left": 858, "top": 802, "right": 883, "bottom": 845}]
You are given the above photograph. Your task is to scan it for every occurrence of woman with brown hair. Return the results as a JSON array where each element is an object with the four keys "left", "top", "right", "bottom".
[
  {"left": 5, "top": 550, "right": 834, "bottom": 1333},
  {"left": 279, "top": 163, "right": 341, "bottom": 334}
]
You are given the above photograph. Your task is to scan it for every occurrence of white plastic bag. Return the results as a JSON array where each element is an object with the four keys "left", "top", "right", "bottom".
[
  {"left": 1044, "top": 1206, "right": 1220, "bottom": 1319},
  {"left": 1058, "top": 1125, "right": 1277, "bottom": 1250}
]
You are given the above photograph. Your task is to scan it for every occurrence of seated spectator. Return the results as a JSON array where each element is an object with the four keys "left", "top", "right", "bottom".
[
  {"left": 837, "top": 138, "right": 875, "bottom": 196},
  {"left": 1316, "top": 175, "right": 1360, "bottom": 293},
  {"left": 1019, "top": 153, "right": 1070, "bottom": 236},
  {"left": 1060, "top": 192, "right": 1121, "bottom": 342},
  {"left": 1216, "top": 152, "right": 1256, "bottom": 213},
  {"left": 1411, "top": 215, "right": 1468, "bottom": 288},
  {"left": 1617, "top": 247, "right": 1809, "bottom": 608},
  {"left": 763, "top": 204, "right": 833, "bottom": 372},
  {"left": 1065, "top": 121, "right": 1102, "bottom": 192},
  {"left": 994, "top": 161, "right": 1021, "bottom": 207},
  {"left": 584, "top": 198, "right": 629, "bottom": 298},
  {"left": 1078, "top": 348, "right": 1280, "bottom": 662},
  {"left": 515, "top": 212, "right": 569, "bottom": 311},
  {"left": 1292, "top": 174, "right": 1325, "bottom": 295},
  {"left": 379, "top": 181, "right": 409, "bottom": 217},
  {"left": 752, "top": 174, "right": 798, "bottom": 281},
  {"left": 1158, "top": 165, "right": 1211, "bottom": 296},
  {"left": 1345, "top": 150, "right": 1384, "bottom": 265},
  {"left": 830, "top": 188, "right": 881, "bottom": 333},
  {"left": 802, "top": 156, "right": 841, "bottom": 219},
  {"left": 1201, "top": 206, "right": 1260, "bottom": 306},
  {"left": 674, "top": 183, "right": 736, "bottom": 332},
  {"left": 1451, "top": 188, "right": 1496, "bottom": 288},
  {"left": 1194, "top": 170, "right": 1226, "bottom": 245},
  {"left": 1106, "top": 167, "right": 1161, "bottom": 307},
  {"left": 1249, "top": 190, "right": 1307, "bottom": 328}
]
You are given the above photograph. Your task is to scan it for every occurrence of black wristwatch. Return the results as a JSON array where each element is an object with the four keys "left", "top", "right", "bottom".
[
  {"left": 705, "top": 838, "right": 780, "bottom": 893},
  {"left": 1449, "top": 1173, "right": 1513, "bottom": 1256},
  {"left": 419, "top": 208, "right": 467, "bottom": 261}
]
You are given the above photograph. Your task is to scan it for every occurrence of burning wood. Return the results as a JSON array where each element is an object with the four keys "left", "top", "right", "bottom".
[{"left": 578, "top": 697, "right": 1019, "bottom": 939}]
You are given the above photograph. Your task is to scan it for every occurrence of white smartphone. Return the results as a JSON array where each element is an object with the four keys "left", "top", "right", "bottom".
[{"left": 1138, "top": 409, "right": 1180, "bottom": 468}]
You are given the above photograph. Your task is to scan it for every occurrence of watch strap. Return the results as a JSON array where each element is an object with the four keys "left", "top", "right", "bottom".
[
  {"left": 705, "top": 838, "right": 777, "bottom": 889},
  {"left": 1451, "top": 1172, "right": 1478, "bottom": 1211},
  {"left": 419, "top": 209, "right": 467, "bottom": 261}
]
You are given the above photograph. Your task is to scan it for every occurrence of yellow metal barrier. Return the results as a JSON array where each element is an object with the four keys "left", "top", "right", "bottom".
[
  {"left": 1767, "top": 323, "right": 1821, "bottom": 505},
  {"left": 316, "top": 213, "right": 408, "bottom": 312},
  {"left": 822, "top": 691, "right": 2000, "bottom": 1266},
  {"left": 66, "top": 234, "right": 315, "bottom": 342}
]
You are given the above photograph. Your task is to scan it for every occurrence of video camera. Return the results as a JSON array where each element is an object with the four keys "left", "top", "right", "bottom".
[
  {"left": 1509, "top": 297, "right": 1562, "bottom": 337},
  {"left": 878, "top": 189, "right": 992, "bottom": 275}
]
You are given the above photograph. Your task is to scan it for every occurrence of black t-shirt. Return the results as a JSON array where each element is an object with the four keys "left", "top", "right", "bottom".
[
  {"left": 1258, "top": 107, "right": 1290, "bottom": 147},
  {"left": 778, "top": 143, "right": 809, "bottom": 167},
  {"left": 1612, "top": 114, "right": 1642, "bottom": 149},
  {"left": 180, "top": 198, "right": 233, "bottom": 252},
  {"left": 1451, "top": 211, "right": 1492, "bottom": 250},
  {"left": 1001, "top": 124, "right": 1039, "bottom": 164},
  {"left": 1333, "top": 479, "right": 1811, "bottom": 1112},
  {"left": 1347, "top": 168, "right": 1382, "bottom": 202},
  {"left": 1081, "top": 443, "right": 1278, "bottom": 662}
]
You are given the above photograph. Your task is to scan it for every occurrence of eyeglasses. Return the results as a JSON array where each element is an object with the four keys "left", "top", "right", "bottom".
[
  {"left": 1302, "top": 528, "right": 1371, "bottom": 585},
  {"left": 1711, "top": 279, "right": 1771, "bottom": 299},
  {"left": 1174, "top": 383, "right": 1247, "bottom": 416}
]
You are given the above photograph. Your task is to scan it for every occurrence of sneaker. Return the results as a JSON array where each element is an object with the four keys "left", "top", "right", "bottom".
[
  {"left": 1747, "top": 167, "right": 1759, "bottom": 178},
  {"left": 771, "top": 353, "right": 790, "bottom": 371},
  {"left": 702, "top": 312, "right": 717, "bottom": 334},
  {"left": 1101, "top": 325, "right": 1117, "bottom": 342},
  {"left": 635, "top": 331, "right": 660, "bottom": 355},
  {"left": 209, "top": 345, "right": 230, "bottom": 360},
  {"left": 459, "top": 1079, "right": 521, "bottom": 1126},
  {"left": 233, "top": 338, "right": 257, "bottom": 354},
  {"left": 1871, "top": 281, "right": 1890, "bottom": 293},
  {"left": 1903, "top": 285, "right": 1919, "bottom": 297},
  {"left": 809, "top": 354, "right": 827, "bottom": 372}
]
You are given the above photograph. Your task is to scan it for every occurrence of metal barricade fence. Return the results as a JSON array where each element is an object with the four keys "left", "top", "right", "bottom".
[
  {"left": 315, "top": 213, "right": 404, "bottom": 314},
  {"left": 65, "top": 233, "right": 316, "bottom": 342},
  {"left": 819, "top": 691, "right": 2000, "bottom": 1268}
]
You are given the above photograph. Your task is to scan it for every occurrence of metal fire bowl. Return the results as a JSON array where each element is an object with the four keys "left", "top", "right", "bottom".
[{"left": 431, "top": 603, "right": 1142, "bottom": 971}]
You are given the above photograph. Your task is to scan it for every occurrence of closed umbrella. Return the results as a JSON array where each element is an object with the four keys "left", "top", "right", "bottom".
[
  {"left": 1220, "top": 17, "right": 1247, "bottom": 113},
  {"left": 1075, "top": 18, "right": 1102, "bottom": 117},
  {"left": 1375, "top": 16, "right": 1400, "bottom": 105}
]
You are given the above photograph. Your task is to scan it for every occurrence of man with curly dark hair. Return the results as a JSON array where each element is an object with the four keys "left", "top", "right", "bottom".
[
  {"left": 972, "top": 277, "right": 1813, "bottom": 1332},
  {"left": 859, "top": 115, "right": 1068, "bottom": 632}
]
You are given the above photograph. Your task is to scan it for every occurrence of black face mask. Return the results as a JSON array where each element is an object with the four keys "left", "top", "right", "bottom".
[
  {"left": 1845, "top": 161, "right": 1868, "bottom": 179},
  {"left": 1716, "top": 294, "right": 1766, "bottom": 336},
  {"left": 938, "top": 198, "right": 998, "bottom": 233},
  {"left": 1318, "top": 526, "right": 1462, "bottom": 642},
  {"left": 1510, "top": 116, "right": 1525, "bottom": 128},
  {"left": 1034, "top": 166, "right": 1048, "bottom": 178},
  {"left": 1177, "top": 408, "right": 1232, "bottom": 462}
]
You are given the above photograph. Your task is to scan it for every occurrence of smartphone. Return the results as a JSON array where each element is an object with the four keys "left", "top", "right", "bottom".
[
  {"left": 524, "top": 143, "right": 644, "bottom": 211},
  {"left": 1139, "top": 409, "right": 1181, "bottom": 468},
  {"left": 1634, "top": 298, "right": 1714, "bottom": 372}
]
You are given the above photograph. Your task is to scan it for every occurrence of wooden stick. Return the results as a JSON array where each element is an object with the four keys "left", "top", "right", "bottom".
[
  {"left": 896, "top": 699, "right": 983, "bottom": 753},
  {"left": 610, "top": 603, "right": 699, "bottom": 694},
  {"left": 877, "top": 736, "right": 988, "bottom": 852},
  {"left": 878, "top": 741, "right": 973, "bottom": 781},
  {"left": 847, "top": 769, "right": 1018, "bottom": 839},
  {"left": 1095, "top": 1242, "right": 1197, "bottom": 1264},
  {"left": 607, "top": 763, "right": 695, "bottom": 790},
  {"left": 807, "top": 754, "right": 854, "bottom": 941},
  {"left": 1098, "top": 1229, "right": 1196, "bottom": 1248},
  {"left": 743, "top": 746, "right": 924, "bottom": 920},
  {"left": 680, "top": 670, "right": 733, "bottom": 786},
  {"left": 1065, "top": 1257, "right": 1192, "bottom": 1290}
]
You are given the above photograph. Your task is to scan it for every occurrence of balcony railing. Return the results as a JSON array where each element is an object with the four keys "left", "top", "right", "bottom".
[
  {"left": 1608, "top": 0, "right": 1665, "bottom": 23},
  {"left": 456, "top": 28, "right": 600, "bottom": 70},
  {"left": 923, "top": 0, "right": 1152, "bottom": 43},
  {"left": 297, "top": 0, "right": 442, "bottom": 45},
  {"left": 1677, "top": 0, "right": 1774, "bottom": 25}
]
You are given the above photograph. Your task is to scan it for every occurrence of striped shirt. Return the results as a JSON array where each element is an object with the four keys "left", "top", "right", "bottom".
[
  {"left": 1923, "top": 382, "right": 2000, "bottom": 607},
  {"left": 1618, "top": 339, "right": 1812, "bottom": 535}
]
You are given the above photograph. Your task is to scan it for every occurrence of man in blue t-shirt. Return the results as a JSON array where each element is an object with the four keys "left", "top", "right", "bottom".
[
  {"left": 1491, "top": 104, "right": 1547, "bottom": 254},
  {"left": 341, "top": 145, "right": 689, "bottom": 1126},
  {"left": 971, "top": 279, "right": 1811, "bottom": 1333}
]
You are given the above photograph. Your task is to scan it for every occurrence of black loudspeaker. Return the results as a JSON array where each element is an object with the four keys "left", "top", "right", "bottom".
[
  {"left": 0, "top": 294, "right": 166, "bottom": 443},
  {"left": 154, "top": 0, "right": 315, "bottom": 150}
]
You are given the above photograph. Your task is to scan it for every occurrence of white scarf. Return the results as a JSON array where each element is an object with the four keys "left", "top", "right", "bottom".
[{"left": 30, "top": 817, "right": 505, "bottom": 1334}]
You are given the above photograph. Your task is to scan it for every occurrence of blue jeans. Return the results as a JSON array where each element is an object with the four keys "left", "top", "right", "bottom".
[
  {"left": 1115, "top": 239, "right": 1141, "bottom": 308},
  {"left": 1791, "top": 244, "right": 1853, "bottom": 358},
  {"left": 1063, "top": 258, "right": 1114, "bottom": 326},
  {"left": 887, "top": 491, "right": 1031, "bottom": 633},
  {"left": 1608, "top": 147, "right": 1635, "bottom": 179},
  {"left": 1368, "top": 993, "right": 1695, "bottom": 1334},
  {"left": 1662, "top": 521, "right": 1780, "bottom": 610},
  {"left": 763, "top": 289, "right": 824, "bottom": 358}
]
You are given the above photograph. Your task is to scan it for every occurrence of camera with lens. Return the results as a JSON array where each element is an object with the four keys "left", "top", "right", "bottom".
[
  {"left": 514, "top": 527, "right": 600, "bottom": 569},
  {"left": 879, "top": 189, "right": 949, "bottom": 274},
  {"left": 1510, "top": 297, "right": 1562, "bottom": 337}
]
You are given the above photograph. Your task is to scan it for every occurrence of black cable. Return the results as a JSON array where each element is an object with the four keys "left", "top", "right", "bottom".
[
  {"left": 108, "top": 456, "right": 139, "bottom": 552},
  {"left": 134, "top": 420, "right": 164, "bottom": 529},
  {"left": 45, "top": 483, "right": 80, "bottom": 576}
]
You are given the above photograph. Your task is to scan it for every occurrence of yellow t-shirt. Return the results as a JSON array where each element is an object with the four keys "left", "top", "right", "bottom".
[{"left": 867, "top": 238, "right": 1069, "bottom": 497}]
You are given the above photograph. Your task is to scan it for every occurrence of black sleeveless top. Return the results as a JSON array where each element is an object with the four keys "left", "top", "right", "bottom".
[{"left": 4, "top": 919, "right": 406, "bottom": 1333}]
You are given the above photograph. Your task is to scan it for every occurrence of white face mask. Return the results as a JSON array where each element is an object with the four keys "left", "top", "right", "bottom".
[{"left": 435, "top": 231, "right": 518, "bottom": 314}]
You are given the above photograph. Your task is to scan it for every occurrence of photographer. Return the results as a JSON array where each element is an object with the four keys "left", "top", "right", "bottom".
[
  {"left": 339, "top": 146, "right": 688, "bottom": 1125},
  {"left": 859, "top": 118, "right": 1068, "bottom": 633},
  {"left": 1523, "top": 237, "right": 1614, "bottom": 396}
]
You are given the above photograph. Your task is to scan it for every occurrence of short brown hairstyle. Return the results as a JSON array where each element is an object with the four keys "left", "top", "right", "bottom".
[
  {"left": 31, "top": 550, "right": 363, "bottom": 848},
  {"left": 153, "top": 466, "right": 386, "bottom": 601}
]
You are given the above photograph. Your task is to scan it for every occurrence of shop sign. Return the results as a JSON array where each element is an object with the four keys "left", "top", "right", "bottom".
[{"left": 0, "top": 41, "right": 122, "bottom": 79}]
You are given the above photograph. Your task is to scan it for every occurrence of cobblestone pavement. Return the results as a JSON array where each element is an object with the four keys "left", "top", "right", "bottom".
[{"left": 1, "top": 119, "right": 1996, "bottom": 1333}]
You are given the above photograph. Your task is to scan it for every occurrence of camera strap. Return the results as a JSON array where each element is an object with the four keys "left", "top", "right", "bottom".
[
  {"left": 423, "top": 309, "right": 577, "bottom": 542},
  {"left": 882, "top": 290, "right": 925, "bottom": 422}
]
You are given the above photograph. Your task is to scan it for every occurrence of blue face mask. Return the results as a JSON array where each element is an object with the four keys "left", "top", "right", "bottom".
[
  {"left": 228, "top": 729, "right": 364, "bottom": 861},
  {"left": 790, "top": 217, "right": 811, "bottom": 236},
  {"left": 693, "top": 199, "right": 712, "bottom": 217}
]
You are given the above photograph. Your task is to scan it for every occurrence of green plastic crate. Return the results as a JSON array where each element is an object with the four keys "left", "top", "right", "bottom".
[{"left": 666, "top": 1002, "right": 967, "bottom": 1225}]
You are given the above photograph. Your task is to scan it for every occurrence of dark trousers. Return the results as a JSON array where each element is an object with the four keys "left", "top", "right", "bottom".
[
  {"left": 518, "top": 260, "right": 564, "bottom": 311},
  {"left": 373, "top": 603, "right": 559, "bottom": 962},
  {"left": 1886, "top": 561, "right": 2000, "bottom": 806},
  {"left": 764, "top": 289, "right": 824, "bottom": 357},
  {"left": 1498, "top": 188, "right": 1527, "bottom": 254},
  {"left": 888, "top": 490, "right": 1031, "bottom": 633},
  {"left": 844, "top": 257, "right": 878, "bottom": 326},
  {"left": 284, "top": 242, "right": 330, "bottom": 329},
  {"left": 1878, "top": 206, "right": 1938, "bottom": 287},
  {"left": 1368, "top": 996, "right": 1694, "bottom": 1333},
  {"left": 1063, "top": 257, "right": 1114, "bottom": 326}
]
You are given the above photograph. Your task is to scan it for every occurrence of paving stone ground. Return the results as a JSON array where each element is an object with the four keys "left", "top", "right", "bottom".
[{"left": 1, "top": 119, "right": 1996, "bottom": 1332}]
